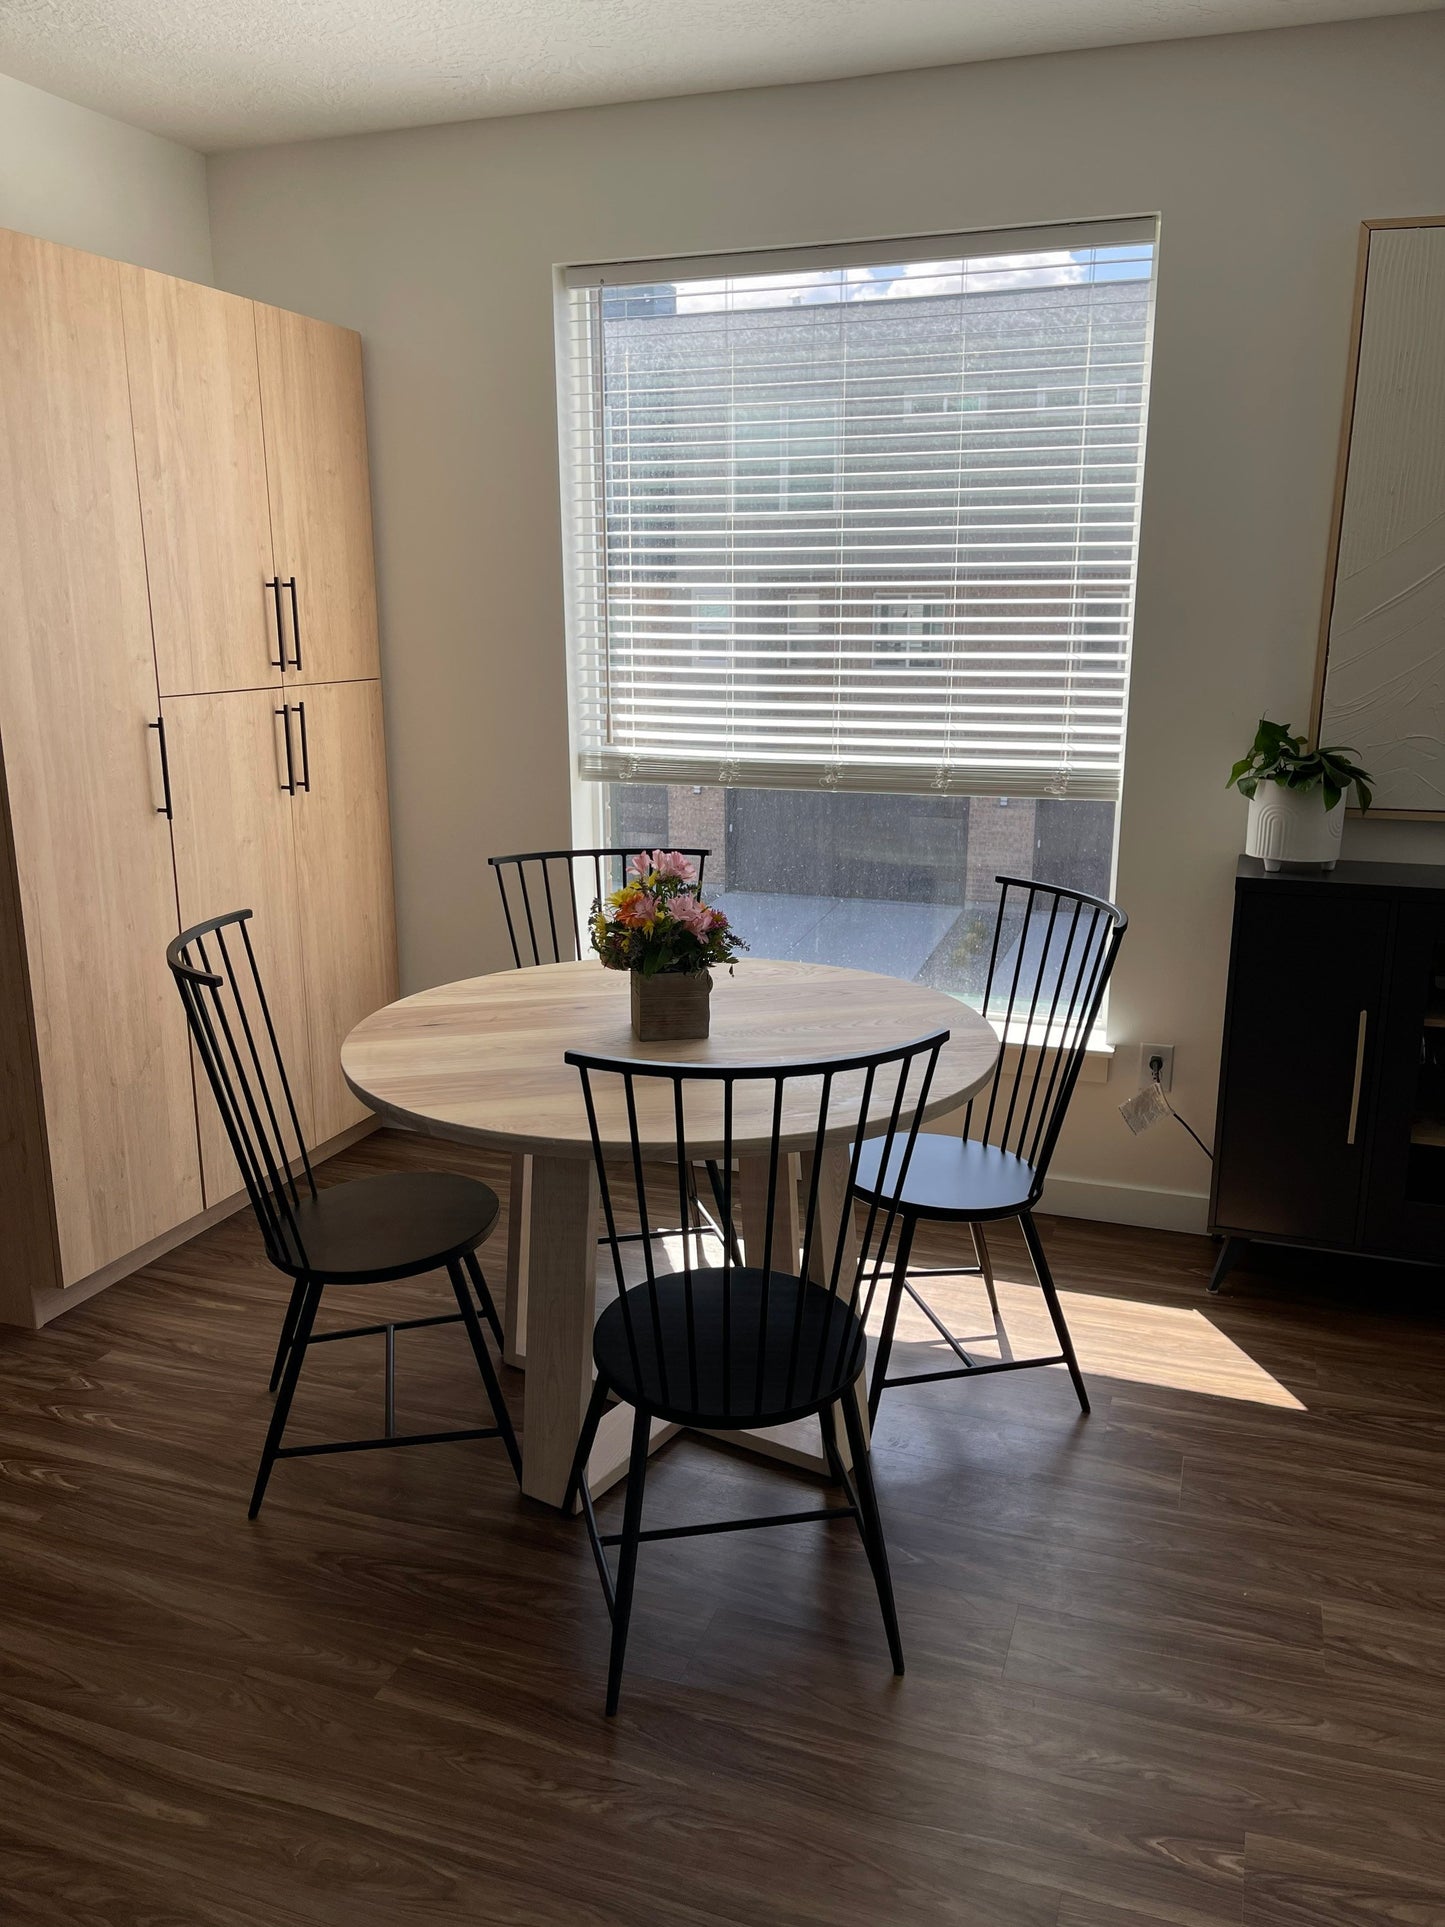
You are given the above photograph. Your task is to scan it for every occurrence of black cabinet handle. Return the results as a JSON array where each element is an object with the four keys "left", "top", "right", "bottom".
[
  {"left": 265, "top": 577, "right": 286, "bottom": 669},
  {"left": 286, "top": 577, "right": 302, "bottom": 673},
  {"left": 277, "top": 704, "right": 296, "bottom": 794},
  {"left": 149, "top": 715, "right": 173, "bottom": 819},
  {"left": 295, "top": 698, "right": 310, "bottom": 791}
]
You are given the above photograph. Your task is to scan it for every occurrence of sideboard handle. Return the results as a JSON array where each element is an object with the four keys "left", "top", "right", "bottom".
[{"left": 1346, "top": 1009, "right": 1368, "bottom": 1147}]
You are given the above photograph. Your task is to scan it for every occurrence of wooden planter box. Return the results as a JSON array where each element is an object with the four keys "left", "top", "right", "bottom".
[{"left": 631, "top": 969, "right": 712, "bottom": 1042}]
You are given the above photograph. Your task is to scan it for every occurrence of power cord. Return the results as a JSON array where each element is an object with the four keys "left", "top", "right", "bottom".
[{"left": 1147, "top": 1053, "right": 1213, "bottom": 1161}]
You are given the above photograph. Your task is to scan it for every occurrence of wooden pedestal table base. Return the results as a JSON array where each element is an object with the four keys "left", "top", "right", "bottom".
[
  {"left": 342, "top": 959, "right": 997, "bottom": 1508},
  {"left": 502, "top": 1146, "right": 865, "bottom": 1499}
]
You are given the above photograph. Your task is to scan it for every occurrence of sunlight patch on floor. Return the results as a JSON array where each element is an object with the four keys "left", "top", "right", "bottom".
[
  {"left": 652, "top": 1230, "right": 729, "bottom": 1276},
  {"left": 886, "top": 1274, "right": 1306, "bottom": 1410},
  {"left": 619, "top": 1228, "right": 1305, "bottom": 1411}
]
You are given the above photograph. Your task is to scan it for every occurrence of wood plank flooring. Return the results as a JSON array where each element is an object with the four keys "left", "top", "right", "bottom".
[{"left": 2, "top": 1127, "right": 1443, "bottom": 1925}]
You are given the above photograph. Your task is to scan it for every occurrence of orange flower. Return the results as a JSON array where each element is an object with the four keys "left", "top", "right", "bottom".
[{"left": 613, "top": 890, "right": 660, "bottom": 930}]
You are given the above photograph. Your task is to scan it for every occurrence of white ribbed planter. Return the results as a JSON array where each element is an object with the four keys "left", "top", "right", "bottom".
[{"left": 1245, "top": 782, "right": 1345, "bottom": 871}]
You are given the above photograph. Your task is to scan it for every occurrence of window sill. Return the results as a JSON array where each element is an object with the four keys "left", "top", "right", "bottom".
[{"left": 996, "top": 1029, "right": 1114, "bottom": 1085}]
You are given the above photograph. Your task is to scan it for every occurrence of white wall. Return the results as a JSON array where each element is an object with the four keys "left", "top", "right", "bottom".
[
  {"left": 206, "top": 13, "right": 1445, "bottom": 1230},
  {"left": 0, "top": 69, "right": 211, "bottom": 282}
]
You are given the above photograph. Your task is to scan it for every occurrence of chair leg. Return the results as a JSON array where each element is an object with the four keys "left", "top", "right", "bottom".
[
  {"left": 446, "top": 1260, "right": 522, "bottom": 1481},
  {"left": 268, "top": 1277, "right": 308, "bottom": 1394},
  {"left": 682, "top": 1161, "right": 707, "bottom": 1265},
  {"left": 970, "top": 1220, "right": 1000, "bottom": 1320},
  {"left": 840, "top": 1389, "right": 904, "bottom": 1676},
  {"left": 461, "top": 1246, "right": 504, "bottom": 1349},
  {"left": 703, "top": 1159, "right": 743, "bottom": 1266},
  {"left": 820, "top": 1406, "right": 852, "bottom": 1489},
  {"left": 250, "top": 1275, "right": 322, "bottom": 1518},
  {"left": 867, "top": 1213, "right": 916, "bottom": 1424},
  {"left": 605, "top": 1405, "right": 652, "bottom": 1718},
  {"left": 1019, "top": 1210, "right": 1089, "bottom": 1415},
  {"left": 564, "top": 1375, "right": 611, "bottom": 1517}
]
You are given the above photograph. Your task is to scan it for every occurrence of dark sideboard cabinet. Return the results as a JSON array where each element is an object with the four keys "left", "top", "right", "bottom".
[{"left": 1209, "top": 858, "right": 1445, "bottom": 1290}]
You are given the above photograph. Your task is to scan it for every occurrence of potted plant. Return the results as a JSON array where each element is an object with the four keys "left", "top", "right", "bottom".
[
  {"left": 592, "top": 850, "right": 746, "bottom": 1041},
  {"left": 1227, "top": 719, "right": 1374, "bottom": 871}
]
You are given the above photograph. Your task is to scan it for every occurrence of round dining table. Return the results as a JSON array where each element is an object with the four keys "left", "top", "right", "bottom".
[{"left": 342, "top": 957, "right": 999, "bottom": 1508}]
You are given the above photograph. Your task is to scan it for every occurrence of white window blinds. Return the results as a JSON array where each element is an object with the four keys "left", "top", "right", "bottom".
[{"left": 561, "top": 219, "right": 1156, "bottom": 800}]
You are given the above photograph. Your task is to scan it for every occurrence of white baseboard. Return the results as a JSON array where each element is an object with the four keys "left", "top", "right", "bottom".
[
  {"left": 1037, "top": 1173, "right": 1210, "bottom": 1235},
  {"left": 24, "top": 1117, "right": 378, "bottom": 1331}
]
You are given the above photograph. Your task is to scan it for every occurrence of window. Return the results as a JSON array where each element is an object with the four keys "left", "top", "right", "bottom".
[
  {"left": 786, "top": 593, "right": 824, "bottom": 635},
  {"left": 735, "top": 396, "right": 839, "bottom": 512},
  {"left": 560, "top": 221, "right": 1156, "bottom": 999},
  {"left": 873, "top": 596, "right": 951, "bottom": 663}
]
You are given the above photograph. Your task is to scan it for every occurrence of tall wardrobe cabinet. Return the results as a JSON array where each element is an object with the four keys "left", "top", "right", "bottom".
[{"left": 0, "top": 227, "right": 397, "bottom": 1327}]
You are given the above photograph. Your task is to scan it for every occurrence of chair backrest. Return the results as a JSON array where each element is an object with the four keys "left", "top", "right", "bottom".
[
  {"left": 965, "top": 875, "right": 1127, "bottom": 1186},
  {"left": 488, "top": 846, "right": 711, "bottom": 967},
  {"left": 566, "top": 1030, "right": 948, "bottom": 1417},
  {"left": 166, "top": 910, "right": 315, "bottom": 1269}
]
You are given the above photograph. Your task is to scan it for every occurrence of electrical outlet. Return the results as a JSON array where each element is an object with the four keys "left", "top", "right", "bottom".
[{"left": 1140, "top": 1044, "right": 1174, "bottom": 1092}]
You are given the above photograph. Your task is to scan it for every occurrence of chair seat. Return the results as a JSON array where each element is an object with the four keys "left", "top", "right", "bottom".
[
  {"left": 593, "top": 1268, "right": 866, "bottom": 1430},
  {"left": 854, "top": 1132, "right": 1037, "bottom": 1221},
  {"left": 279, "top": 1171, "right": 500, "bottom": 1282}
]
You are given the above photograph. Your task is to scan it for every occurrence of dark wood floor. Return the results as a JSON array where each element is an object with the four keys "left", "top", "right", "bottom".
[{"left": 2, "top": 1128, "right": 1444, "bottom": 1926}]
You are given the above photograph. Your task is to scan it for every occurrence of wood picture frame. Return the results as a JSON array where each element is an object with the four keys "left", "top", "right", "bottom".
[{"left": 1311, "top": 215, "right": 1445, "bottom": 820}]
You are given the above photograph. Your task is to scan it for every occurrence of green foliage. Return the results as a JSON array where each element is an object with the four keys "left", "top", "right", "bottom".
[{"left": 1226, "top": 718, "right": 1374, "bottom": 814}]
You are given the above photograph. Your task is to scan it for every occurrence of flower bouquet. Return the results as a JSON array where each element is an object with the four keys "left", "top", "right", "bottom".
[{"left": 591, "top": 849, "right": 745, "bottom": 1041}]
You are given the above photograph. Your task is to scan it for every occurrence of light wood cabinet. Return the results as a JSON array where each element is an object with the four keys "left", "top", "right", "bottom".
[
  {"left": 255, "top": 303, "right": 381, "bottom": 686},
  {"left": 0, "top": 224, "right": 397, "bottom": 1327},
  {"left": 162, "top": 689, "right": 315, "bottom": 1202},
  {"left": 0, "top": 229, "right": 204, "bottom": 1295},
  {"left": 290, "top": 680, "right": 398, "bottom": 1141},
  {"left": 121, "top": 269, "right": 281, "bottom": 697}
]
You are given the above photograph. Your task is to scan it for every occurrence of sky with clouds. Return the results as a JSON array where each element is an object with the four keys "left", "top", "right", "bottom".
[{"left": 668, "top": 244, "right": 1150, "bottom": 313}]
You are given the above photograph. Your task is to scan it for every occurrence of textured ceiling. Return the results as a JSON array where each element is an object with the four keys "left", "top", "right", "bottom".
[{"left": 1, "top": 0, "right": 1440, "bottom": 151}]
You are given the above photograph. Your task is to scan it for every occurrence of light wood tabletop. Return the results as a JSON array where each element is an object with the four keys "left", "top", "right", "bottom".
[
  {"left": 342, "top": 957, "right": 996, "bottom": 1156},
  {"left": 342, "top": 959, "right": 999, "bottom": 1506}
]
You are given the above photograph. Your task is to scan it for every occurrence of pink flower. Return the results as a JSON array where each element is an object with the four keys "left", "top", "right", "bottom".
[
  {"left": 630, "top": 848, "right": 697, "bottom": 885},
  {"left": 670, "top": 892, "right": 718, "bottom": 939}
]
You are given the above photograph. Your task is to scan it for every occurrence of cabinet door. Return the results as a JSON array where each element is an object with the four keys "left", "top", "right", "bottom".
[
  {"left": 121, "top": 268, "right": 280, "bottom": 696},
  {"left": 290, "top": 681, "right": 397, "bottom": 1142},
  {"left": 1361, "top": 900, "right": 1445, "bottom": 1260},
  {"left": 0, "top": 230, "right": 202, "bottom": 1284},
  {"left": 1211, "top": 887, "right": 1388, "bottom": 1249},
  {"left": 254, "top": 304, "right": 380, "bottom": 686},
  {"left": 162, "top": 690, "right": 315, "bottom": 1205}
]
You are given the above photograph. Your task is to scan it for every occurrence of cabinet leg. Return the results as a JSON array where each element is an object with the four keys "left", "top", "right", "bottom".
[{"left": 1208, "top": 1235, "right": 1246, "bottom": 1295}]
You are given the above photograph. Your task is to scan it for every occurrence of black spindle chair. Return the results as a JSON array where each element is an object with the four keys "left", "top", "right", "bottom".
[
  {"left": 563, "top": 1028, "right": 948, "bottom": 1715},
  {"left": 167, "top": 910, "right": 520, "bottom": 1517},
  {"left": 489, "top": 843, "right": 736, "bottom": 1261},
  {"left": 488, "top": 846, "right": 711, "bottom": 968},
  {"left": 856, "top": 876, "right": 1127, "bottom": 1422}
]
